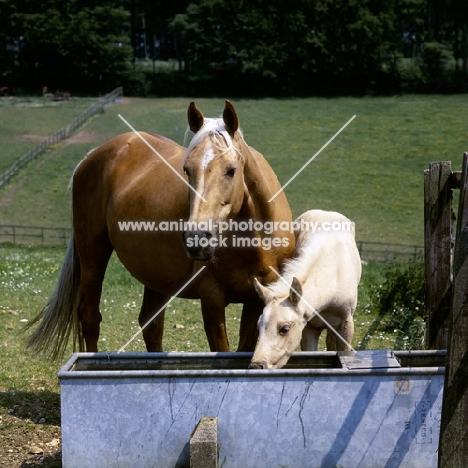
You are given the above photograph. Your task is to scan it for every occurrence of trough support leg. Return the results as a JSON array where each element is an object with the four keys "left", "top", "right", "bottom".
[{"left": 190, "top": 417, "right": 218, "bottom": 468}]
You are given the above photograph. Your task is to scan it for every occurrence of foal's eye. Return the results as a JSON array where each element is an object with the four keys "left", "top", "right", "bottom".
[
  {"left": 279, "top": 324, "right": 290, "bottom": 336},
  {"left": 183, "top": 167, "right": 190, "bottom": 177},
  {"left": 225, "top": 167, "right": 236, "bottom": 178}
]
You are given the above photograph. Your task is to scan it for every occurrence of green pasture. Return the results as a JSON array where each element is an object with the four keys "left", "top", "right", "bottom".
[
  {"left": 0, "top": 94, "right": 466, "bottom": 377},
  {"left": 0, "top": 95, "right": 465, "bottom": 465},
  {"left": 0, "top": 97, "right": 95, "bottom": 174},
  {"left": 1, "top": 95, "right": 467, "bottom": 242},
  {"left": 0, "top": 245, "right": 409, "bottom": 393}
]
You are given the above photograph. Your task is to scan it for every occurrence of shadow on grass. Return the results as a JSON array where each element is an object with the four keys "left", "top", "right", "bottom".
[
  {"left": 0, "top": 390, "right": 60, "bottom": 425},
  {"left": 20, "top": 452, "right": 62, "bottom": 468},
  {"left": 357, "top": 314, "right": 385, "bottom": 350}
]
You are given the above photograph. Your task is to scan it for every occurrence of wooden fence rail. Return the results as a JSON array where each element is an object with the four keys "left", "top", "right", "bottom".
[
  {"left": 0, "top": 225, "right": 71, "bottom": 246},
  {"left": 356, "top": 240, "right": 422, "bottom": 263},
  {"left": 0, "top": 87, "right": 123, "bottom": 189}
]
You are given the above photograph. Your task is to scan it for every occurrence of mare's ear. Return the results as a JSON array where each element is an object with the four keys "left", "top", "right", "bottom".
[
  {"left": 289, "top": 277, "right": 302, "bottom": 308},
  {"left": 254, "top": 278, "right": 272, "bottom": 304},
  {"left": 223, "top": 100, "right": 239, "bottom": 137},
  {"left": 188, "top": 102, "right": 204, "bottom": 133}
]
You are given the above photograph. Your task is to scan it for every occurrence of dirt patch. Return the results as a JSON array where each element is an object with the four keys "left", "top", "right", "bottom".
[
  {"left": 0, "top": 392, "right": 61, "bottom": 467},
  {"left": 66, "top": 130, "right": 116, "bottom": 145},
  {"left": 0, "top": 414, "right": 61, "bottom": 467},
  {"left": 20, "top": 135, "right": 48, "bottom": 143},
  {"left": 18, "top": 130, "right": 115, "bottom": 146}
]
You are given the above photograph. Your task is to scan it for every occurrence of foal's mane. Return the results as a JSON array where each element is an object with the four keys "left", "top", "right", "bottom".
[
  {"left": 184, "top": 117, "right": 244, "bottom": 161},
  {"left": 267, "top": 232, "right": 329, "bottom": 298}
]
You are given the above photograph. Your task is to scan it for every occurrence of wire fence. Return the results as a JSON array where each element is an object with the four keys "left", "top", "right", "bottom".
[
  {"left": 0, "top": 87, "right": 123, "bottom": 189},
  {"left": 0, "top": 224, "right": 423, "bottom": 263}
]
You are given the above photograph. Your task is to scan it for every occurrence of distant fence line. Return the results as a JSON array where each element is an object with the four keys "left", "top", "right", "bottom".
[
  {"left": 0, "top": 224, "right": 423, "bottom": 263},
  {"left": 0, "top": 87, "right": 123, "bottom": 189},
  {"left": 355, "top": 240, "right": 423, "bottom": 263},
  {"left": 0, "top": 225, "right": 71, "bottom": 246}
]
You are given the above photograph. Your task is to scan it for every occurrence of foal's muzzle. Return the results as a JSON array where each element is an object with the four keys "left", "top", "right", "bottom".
[
  {"left": 248, "top": 359, "right": 268, "bottom": 370},
  {"left": 182, "top": 229, "right": 216, "bottom": 261}
]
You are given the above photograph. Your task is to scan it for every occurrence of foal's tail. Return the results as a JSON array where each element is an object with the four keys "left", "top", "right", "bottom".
[{"left": 24, "top": 230, "right": 84, "bottom": 360}]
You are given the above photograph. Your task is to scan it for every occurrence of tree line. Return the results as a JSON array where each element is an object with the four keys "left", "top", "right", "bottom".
[{"left": 1, "top": 0, "right": 467, "bottom": 96}]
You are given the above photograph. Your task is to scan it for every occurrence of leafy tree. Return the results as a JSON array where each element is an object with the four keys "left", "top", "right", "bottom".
[
  {"left": 174, "top": 0, "right": 316, "bottom": 93},
  {"left": 10, "top": 0, "right": 132, "bottom": 92},
  {"left": 0, "top": 1, "right": 16, "bottom": 87},
  {"left": 174, "top": 0, "right": 396, "bottom": 94},
  {"left": 1, "top": 0, "right": 467, "bottom": 95},
  {"left": 134, "top": 0, "right": 191, "bottom": 61},
  {"left": 300, "top": 0, "right": 395, "bottom": 93},
  {"left": 451, "top": 0, "right": 468, "bottom": 74}
]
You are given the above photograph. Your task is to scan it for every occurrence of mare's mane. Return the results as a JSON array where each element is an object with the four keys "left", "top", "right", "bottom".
[{"left": 184, "top": 117, "right": 244, "bottom": 162}]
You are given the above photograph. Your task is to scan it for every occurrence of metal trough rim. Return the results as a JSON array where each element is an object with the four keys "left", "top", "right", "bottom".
[{"left": 58, "top": 350, "right": 446, "bottom": 380}]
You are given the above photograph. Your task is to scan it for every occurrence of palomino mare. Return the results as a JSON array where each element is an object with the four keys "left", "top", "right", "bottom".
[
  {"left": 26, "top": 101, "right": 295, "bottom": 359},
  {"left": 249, "top": 209, "right": 361, "bottom": 369}
]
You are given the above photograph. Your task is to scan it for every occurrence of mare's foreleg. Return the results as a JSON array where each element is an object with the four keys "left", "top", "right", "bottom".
[
  {"left": 139, "top": 287, "right": 170, "bottom": 352},
  {"left": 237, "top": 302, "right": 263, "bottom": 351},
  {"left": 198, "top": 284, "right": 230, "bottom": 351}
]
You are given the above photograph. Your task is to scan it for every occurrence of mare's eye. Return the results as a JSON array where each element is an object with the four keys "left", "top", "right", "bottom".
[
  {"left": 225, "top": 167, "right": 236, "bottom": 178},
  {"left": 279, "top": 324, "right": 290, "bottom": 336}
]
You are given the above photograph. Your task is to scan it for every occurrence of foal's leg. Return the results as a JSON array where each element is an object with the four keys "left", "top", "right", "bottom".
[
  {"left": 139, "top": 287, "right": 170, "bottom": 352},
  {"left": 237, "top": 302, "right": 262, "bottom": 351},
  {"left": 331, "top": 314, "right": 355, "bottom": 351},
  {"left": 301, "top": 323, "right": 321, "bottom": 351},
  {"left": 325, "top": 329, "right": 337, "bottom": 351},
  {"left": 77, "top": 241, "right": 113, "bottom": 352}
]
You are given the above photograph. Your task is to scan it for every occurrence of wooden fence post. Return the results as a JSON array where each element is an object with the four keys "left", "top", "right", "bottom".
[
  {"left": 424, "top": 161, "right": 453, "bottom": 349},
  {"left": 438, "top": 152, "right": 468, "bottom": 467}
]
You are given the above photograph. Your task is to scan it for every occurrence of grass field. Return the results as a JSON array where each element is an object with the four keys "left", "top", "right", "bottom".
[
  {"left": 1, "top": 95, "right": 467, "bottom": 242},
  {"left": 0, "top": 244, "right": 407, "bottom": 396},
  {"left": 0, "top": 95, "right": 465, "bottom": 466},
  {"left": 0, "top": 97, "right": 96, "bottom": 175},
  {"left": 0, "top": 244, "right": 422, "bottom": 466}
]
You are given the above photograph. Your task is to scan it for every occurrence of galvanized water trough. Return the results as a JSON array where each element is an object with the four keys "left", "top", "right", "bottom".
[{"left": 58, "top": 350, "right": 445, "bottom": 468}]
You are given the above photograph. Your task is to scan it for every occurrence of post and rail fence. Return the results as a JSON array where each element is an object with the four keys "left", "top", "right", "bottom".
[
  {"left": 0, "top": 87, "right": 123, "bottom": 190},
  {"left": 0, "top": 225, "right": 71, "bottom": 246}
]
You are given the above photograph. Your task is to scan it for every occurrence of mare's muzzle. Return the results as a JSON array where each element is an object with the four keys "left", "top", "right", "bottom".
[{"left": 182, "top": 229, "right": 216, "bottom": 261}]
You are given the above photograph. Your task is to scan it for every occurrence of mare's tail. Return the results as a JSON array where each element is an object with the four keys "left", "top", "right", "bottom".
[{"left": 24, "top": 230, "right": 84, "bottom": 360}]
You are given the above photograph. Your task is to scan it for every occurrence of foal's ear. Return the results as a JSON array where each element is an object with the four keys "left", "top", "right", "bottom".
[
  {"left": 289, "top": 277, "right": 302, "bottom": 307},
  {"left": 223, "top": 100, "right": 239, "bottom": 137},
  {"left": 254, "top": 278, "right": 272, "bottom": 304},
  {"left": 188, "top": 102, "right": 204, "bottom": 133}
]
